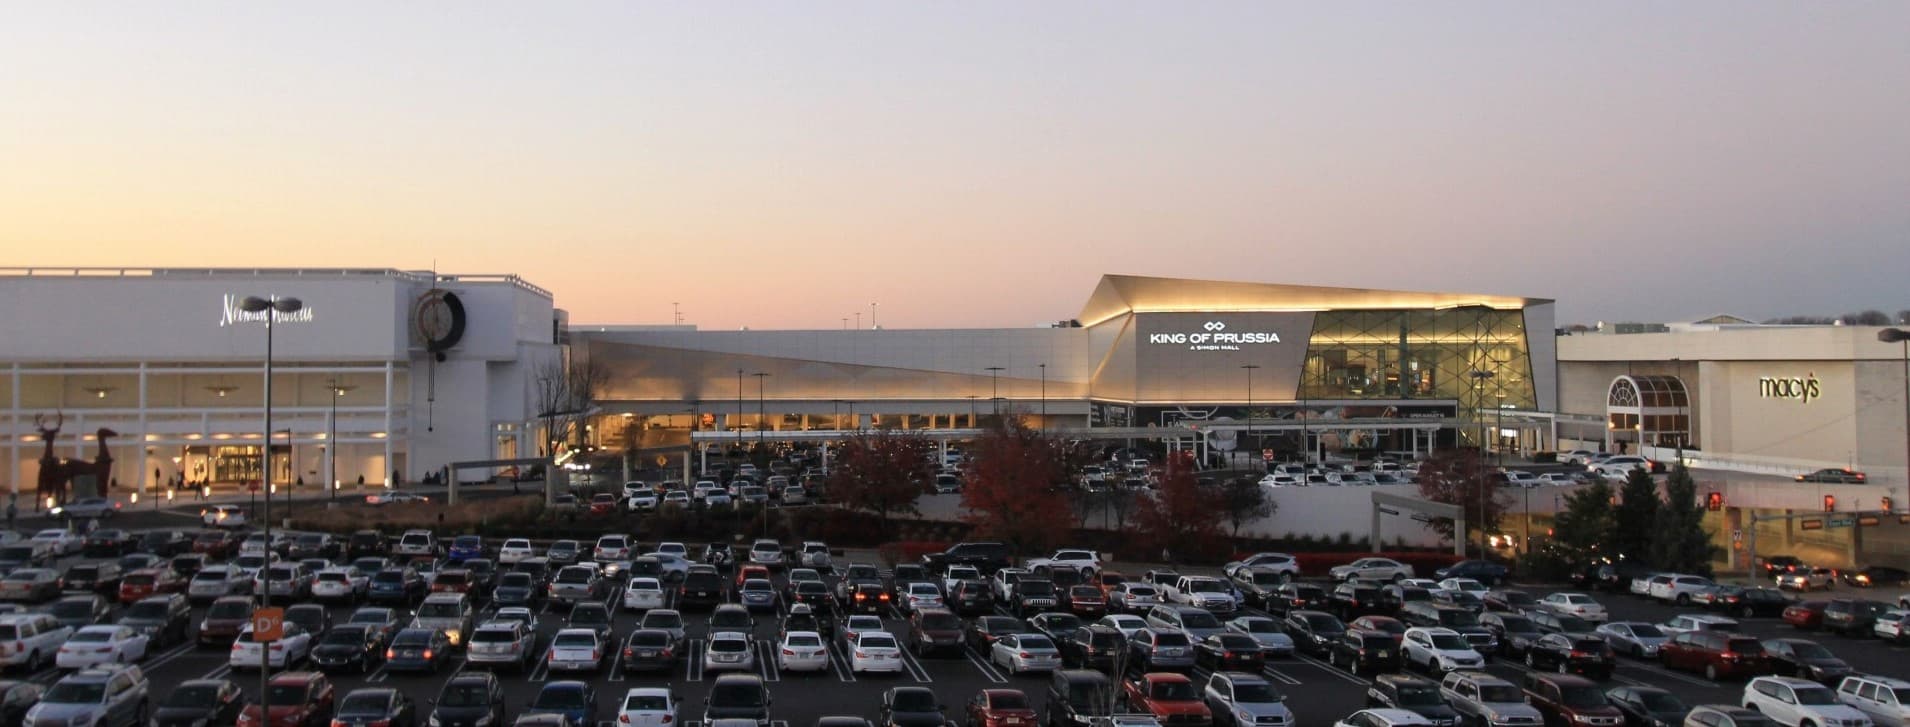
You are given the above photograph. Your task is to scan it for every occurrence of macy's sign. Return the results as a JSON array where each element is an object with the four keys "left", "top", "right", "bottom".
[{"left": 1758, "top": 373, "right": 1820, "bottom": 404}]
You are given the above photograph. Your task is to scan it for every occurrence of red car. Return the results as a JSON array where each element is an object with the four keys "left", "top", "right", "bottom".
[
  {"left": 735, "top": 565, "right": 772, "bottom": 593},
  {"left": 589, "top": 493, "right": 618, "bottom": 515},
  {"left": 965, "top": 689, "right": 1038, "bottom": 727},
  {"left": 1782, "top": 601, "right": 1829, "bottom": 630},
  {"left": 1659, "top": 631, "right": 1770, "bottom": 681},
  {"left": 193, "top": 531, "right": 240, "bottom": 559},
  {"left": 118, "top": 567, "right": 184, "bottom": 604},
  {"left": 236, "top": 671, "right": 334, "bottom": 727},
  {"left": 1349, "top": 616, "right": 1408, "bottom": 645},
  {"left": 1067, "top": 585, "right": 1108, "bottom": 618},
  {"left": 431, "top": 569, "right": 474, "bottom": 595},
  {"left": 1097, "top": 572, "right": 1128, "bottom": 599},
  {"left": 1122, "top": 673, "right": 1213, "bottom": 727}
]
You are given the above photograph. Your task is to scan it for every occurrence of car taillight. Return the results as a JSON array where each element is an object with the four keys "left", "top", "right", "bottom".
[
  {"left": 332, "top": 721, "right": 348, "bottom": 727},
  {"left": 1570, "top": 650, "right": 1589, "bottom": 658},
  {"left": 620, "top": 717, "right": 631, "bottom": 724},
  {"left": 855, "top": 650, "right": 868, "bottom": 658},
  {"left": 386, "top": 648, "right": 396, "bottom": 659},
  {"left": 661, "top": 716, "right": 673, "bottom": 724}
]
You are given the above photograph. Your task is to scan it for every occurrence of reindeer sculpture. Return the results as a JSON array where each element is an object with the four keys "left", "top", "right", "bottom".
[{"left": 32, "top": 412, "right": 118, "bottom": 509}]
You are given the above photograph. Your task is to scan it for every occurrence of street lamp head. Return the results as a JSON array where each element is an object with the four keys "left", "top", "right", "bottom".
[
  {"left": 240, "top": 296, "right": 304, "bottom": 314},
  {"left": 1879, "top": 328, "right": 1910, "bottom": 344}
]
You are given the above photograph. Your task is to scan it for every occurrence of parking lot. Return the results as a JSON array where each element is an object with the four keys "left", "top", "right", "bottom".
[{"left": 8, "top": 521, "right": 1910, "bottom": 727}]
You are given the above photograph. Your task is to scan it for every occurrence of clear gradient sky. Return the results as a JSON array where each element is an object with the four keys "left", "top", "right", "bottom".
[{"left": 4, "top": 2, "right": 1907, "bottom": 330}]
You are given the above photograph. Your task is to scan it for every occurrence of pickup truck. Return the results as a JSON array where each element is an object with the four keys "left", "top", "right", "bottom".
[
  {"left": 547, "top": 565, "right": 604, "bottom": 607},
  {"left": 1170, "top": 576, "right": 1240, "bottom": 614}
]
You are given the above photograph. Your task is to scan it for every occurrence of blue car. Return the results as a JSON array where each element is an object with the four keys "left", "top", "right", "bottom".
[
  {"left": 448, "top": 535, "right": 485, "bottom": 564},
  {"left": 525, "top": 681, "right": 598, "bottom": 726}
]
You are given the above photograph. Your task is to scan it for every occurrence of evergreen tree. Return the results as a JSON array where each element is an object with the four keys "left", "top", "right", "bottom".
[
  {"left": 1650, "top": 464, "right": 1715, "bottom": 575},
  {"left": 1551, "top": 479, "right": 1616, "bottom": 562},
  {"left": 1612, "top": 467, "right": 1659, "bottom": 563}
]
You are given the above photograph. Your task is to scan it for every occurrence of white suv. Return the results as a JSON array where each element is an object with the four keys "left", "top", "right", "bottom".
[
  {"left": 393, "top": 529, "right": 436, "bottom": 557},
  {"left": 0, "top": 613, "right": 72, "bottom": 672},
  {"left": 1743, "top": 676, "right": 1873, "bottom": 727},
  {"left": 1403, "top": 627, "right": 1485, "bottom": 675},
  {"left": 1649, "top": 574, "right": 1716, "bottom": 605},
  {"left": 1837, "top": 675, "right": 1910, "bottom": 727}
]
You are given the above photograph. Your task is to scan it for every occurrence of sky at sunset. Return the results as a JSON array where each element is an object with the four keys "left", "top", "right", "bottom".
[{"left": 3, "top": 2, "right": 1907, "bottom": 330}]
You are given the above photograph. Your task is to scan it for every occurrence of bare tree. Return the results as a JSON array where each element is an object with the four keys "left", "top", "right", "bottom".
[{"left": 533, "top": 352, "right": 611, "bottom": 462}]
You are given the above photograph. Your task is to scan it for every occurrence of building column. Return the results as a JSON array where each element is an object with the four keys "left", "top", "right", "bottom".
[
  {"left": 383, "top": 362, "right": 395, "bottom": 486},
  {"left": 9, "top": 363, "right": 19, "bottom": 495}
]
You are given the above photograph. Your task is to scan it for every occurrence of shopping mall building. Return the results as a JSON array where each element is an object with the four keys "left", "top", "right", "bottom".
[
  {"left": 0, "top": 268, "right": 560, "bottom": 498},
  {"left": 2, "top": 269, "right": 1559, "bottom": 497}
]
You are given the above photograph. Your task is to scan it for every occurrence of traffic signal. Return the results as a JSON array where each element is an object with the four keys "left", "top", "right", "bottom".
[
  {"left": 1705, "top": 491, "right": 1723, "bottom": 511},
  {"left": 1883, "top": 496, "right": 1894, "bottom": 513},
  {"left": 1823, "top": 494, "right": 1836, "bottom": 512}
]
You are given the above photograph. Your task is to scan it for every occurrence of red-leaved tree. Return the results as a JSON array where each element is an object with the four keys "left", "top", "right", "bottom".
[
  {"left": 960, "top": 416, "right": 1081, "bottom": 556},
  {"left": 1131, "top": 451, "right": 1226, "bottom": 563},
  {"left": 1413, "top": 448, "right": 1509, "bottom": 552},
  {"left": 827, "top": 430, "right": 936, "bottom": 536}
]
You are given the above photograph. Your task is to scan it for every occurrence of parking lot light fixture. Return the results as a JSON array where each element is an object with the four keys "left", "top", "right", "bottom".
[{"left": 239, "top": 293, "right": 301, "bottom": 725}]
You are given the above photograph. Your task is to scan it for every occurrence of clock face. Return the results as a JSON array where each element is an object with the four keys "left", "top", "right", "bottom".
[{"left": 414, "top": 290, "right": 466, "bottom": 351}]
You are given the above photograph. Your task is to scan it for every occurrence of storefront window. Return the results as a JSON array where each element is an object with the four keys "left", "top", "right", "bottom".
[{"left": 1300, "top": 308, "right": 1536, "bottom": 437}]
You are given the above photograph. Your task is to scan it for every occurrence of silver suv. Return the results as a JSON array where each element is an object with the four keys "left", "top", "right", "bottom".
[
  {"left": 24, "top": 664, "right": 148, "bottom": 727},
  {"left": 410, "top": 593, "right": 475, "bottom": 648},
  {"left": 465, "top": 620, "right": 537, "bottom": 671},
  {"left": 1439, "top": 671, "right": 1542, "bottom": 727},
  {"left": 1203, "top": 671, "right": 1294, "bottom": 727}
]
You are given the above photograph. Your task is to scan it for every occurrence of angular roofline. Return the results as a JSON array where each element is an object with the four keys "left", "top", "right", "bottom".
[{"left": 1079, "top": 274, "right": 1549, "bottom": 328}]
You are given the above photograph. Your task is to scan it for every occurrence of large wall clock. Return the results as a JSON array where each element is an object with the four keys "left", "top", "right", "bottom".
[{"left": 414, "top": 289, "right": 467, "bottom": 357}]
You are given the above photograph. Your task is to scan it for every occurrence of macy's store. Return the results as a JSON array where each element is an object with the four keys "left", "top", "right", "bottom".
[{"left": 0, "top": 268, "right": 559, "bottom": 500}]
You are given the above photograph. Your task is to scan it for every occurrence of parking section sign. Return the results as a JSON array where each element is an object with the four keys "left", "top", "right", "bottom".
[{"left": 252, "top": 606, "right": 284, "bottom": 642}]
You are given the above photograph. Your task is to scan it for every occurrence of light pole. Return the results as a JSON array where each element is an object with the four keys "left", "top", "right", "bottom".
[
  {"left": 735, "top": 368, "right": 744, "bottom": 453},
  {"left": 328, "top": 380, "right": 356, "bottom": 503},
  {"left": 1299, "top": 354, "right": 1312, "bottom": 466},
  {"left": 239, "top": 293, "right": 301, "bottom": 722},
  {"left": 753, "top": 373, "right": 771, "bottom": 451},
  {"left": 985, "top": 367, "right": 1004, "bottom": 417},
  {"left": 1881, "top": 328, "right": 1910, "bottom": 493},
  {"left": 1241, "top": 364, "right": 1260, "bottom": 471},
  {"left": 1039, "top": 364, "right": 1047, "bottom": 424},
  {"left": 1469, "top": 369, "right": 1497, "bottom": 560},
  {"left": 967, "top": 396, "right": 978, "bottom": 426}
]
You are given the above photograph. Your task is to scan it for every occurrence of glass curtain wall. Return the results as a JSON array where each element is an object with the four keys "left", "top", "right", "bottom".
[{"left": 1300, "top": 307, "right": 1535, "bottom": 442}]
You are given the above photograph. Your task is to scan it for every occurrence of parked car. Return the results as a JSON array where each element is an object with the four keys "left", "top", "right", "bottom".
[
  {"left": 1603, "top": 686, "right": 1689, "bottom": 727},
  {"left": 1522, "top": 633, "right": 1616, "bottom": 680},
  {"left": 1659, "top": 631, "right": 1770, "bottom": 681},
  {"left": 1363, "top": 674, "right": 1458, "bottom": 727},
  {"left": 1521, "top": 673, "right": 1623, "bottom": 727},
  {"left": 1760, "top": 639, "right": 1851, "bottom": 686},
  {"left": 1741, "top": 676, "right": 1873, "bottom": 727},
  {"left": 150, "top": 678, "right": 245, "bottom": 727}
]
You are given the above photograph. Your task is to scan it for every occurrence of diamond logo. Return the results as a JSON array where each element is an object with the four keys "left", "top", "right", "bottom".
[{"left": 1203, "top": 321, "right": 1226, "bottom": 332}]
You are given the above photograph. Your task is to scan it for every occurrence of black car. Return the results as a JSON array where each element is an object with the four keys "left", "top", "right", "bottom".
[
  {"left": 1705, "top": 587, "right": 1791, "bottom": 618},
  {"left": 1283, "top": 610, "right": 1346, "bottom": 656},
  {"left": 1047, "top": 669, "right": 1115, "bottom": 727},
  {"left": 1029, "top": 613, "right": 1084, "bottom": 644},
  {"left": 1761, "top": 639, "right": 1851, "bottom": 685},
  {"left": 1604, "top": 686, "right": 1689, "bottom": 727},
  {"left": 849, "top": 582, "right": 891, "bottom": 614},
  {"left": 620, "top": 629, "right": 680, "bottom": 672},
  {"left": 428, "top": 672, "right": 507, "bottom": 727},
  {"left": 967, "top": 615, "right": 1028, "bottom": 653},
  {"left": 921, "top": 541, "right": 1011, "bottom": 575},
  {"left": 82, "top": 529, "right": 138, "bottom": 557},
  {"left": 1060, "top": 625, "right": 1124, "bottom": 671},
  {"left": 492, "top": 572, "right": 544, "bottom": 609},
  {"left": 1194, "top": 633, "right": 1266, "bottom": 672},
  {"left": 948, "top": 580, "right": 993, "bottom": 616},
  {"left": 879, "top": 686, "right": 947, "bottom": 727},
  {"left": 150, "top": 679, "right": 245, "bottom": 727},
  {"left": 1822, "top": 599, "right": 1890, "bottom": 637},
  {"left": 1014, "top": 580, "right": 1060, "bottom": 617},
  {"left": 61, "top": 563, "right": 123, "bottom": 595},
  {"left": 1328, "top": 630, "right": 1401, "bottom": 675},
  {"left": 1481, "top": 613, "right": 1544, "bottom": 657},
  {"left": 120, "top": 593, "right": 193, "bottom": 647},
  {"left": 1364, "top": 674, "right": 1460, "bottom": 727},
  {"left": 141, "top": 530, "right": 195, "bottom": 558},
  {"left": 285, "top": 603, "right": 334, "bottom": 639},
  {"left": 170, "top": 553, "right": 208, "bottom": 579},
  {"left": 703, "top": 674, "right": 769, "bottom": 726},
  {"left": 1435, "top": 559, "right": 1509, "bottom": 586},
  {"left": 336, "top": 688, "right": 418, "bottom": 727},
  {"left": 49, "top": 594, "right": 112, "bottom": 630},
  {"left": 1841, "top": 566, "right": 1910, "bottom": 589},
  {"left": 347, "top": 530, "right": 387, "bottom": 560},
  {"left": 1330, "top": 583, "right": 1386, "bottom": 620},
  {"left": 678, "top": 570, "right": 725, "bottom": 611},
  {"left": 1484, "top": 589, "right": 1540, "bottom": 613},
  {"left": 311, "top": 625, "right": 387, "bottom": 673},
  {"left": 1267, "top": 584, "right": 1327, "bottom": 616},
  {"left": 0, "top": 680, "right": 44, "bottom": 727},
  {"left": 1523, "top": 634, "right": 1616, "bottom": 679}
]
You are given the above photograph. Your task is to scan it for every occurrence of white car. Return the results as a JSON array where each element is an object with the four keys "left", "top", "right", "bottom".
[
  {"left": 990, "top": 633, "right": 1062, "bottom": 674},
  {"left": 595, "top": 535, "right": 634, "bottom": 563},
  {"left": 1743, "top": 677, "right": 1874, "bottom": 727},
  {"left": 187, "top": 565, "right": 247, "bottom": 602},
  {"left": 497, "top": 538, "right": 535, "bottom": 564},
  {"left": 655, "top": 542, "right": 689, "bottom": 559},
  {"left": 777, "top": 630, "right": 829, "bottom": 673},
  {"left": 311, "top": 567, "right": 369, "bottom": 603},
  {"left": 229, "top": 623, "right": 312, "bottom": 669},
  {"left": 944, "top": 565, "right": 983, "bottom": 595},
  {"left": 1335, "top": 709, "right": 1435, "bottom": 727},
  {"left": 30, "top": 529, "right": 81, "bottom": 557},
  {"left": 1330, "top": 558, "right": 1414, "bottom": 582},
  {"left": 1098, "top": 614, "right": 1150, "bottom": 641},
  {"left": 1836, "top": 675, "right": 1910, "bottom": 727},
  {"left": 618, "top": 688, "right": 679, "bottom": 727},
  {"left": 901, "top": 582, "right": 944, "bottom": 613},
  {"left": 1593, "top": 456, "right": 1653, "bottom": 479},
  {"left": 747, "top": 540, "right": 784, "bottom": 568},
  {"left": 1561, "top": 450, "right": 1599, "bottom": 465},
  {"left": 201, "top": 505, "right": 247, "bottom": 528},
  {"left": 1027, "top": 549, "right": 1102, "bottom": 577},
  {"left": 1258, "top": 474, "right": 1302, "bottom": 488},
  {"left": 546, "top": 628, "right": 607, "bottom": 672},
  {"left": 1872, "top": 611, "right": 1910, "bottom": 642},
  {"left": 849, "top": 631, "right": 905, "bottom": 674},
  {"left": 1538, "top": 593, "right": 1608, "bottom": 623},
  {"left": 623, "top": 578, "right": 667, "bottom": 611},
  {"left": 703, "top": 632, "right": 755, "bottom": 673},
  {"left": 1660, "top": 614, "right": 1740, "bottom": 637},
  {"left": 1649, "top": 575, "right": 1717, "bottom": 605},
  {"left": 1776, "top": 568, "right": 1837, "bottom": 592},
  {"left": 54, "top": 624, "right": 150, "bottom": 669},
  {"left": 1401, "top": 627, "right": 1485, "bottom": 675},
  {"left": 1224, "top": 552, "right": 1302, "bottom": 581},
  {"left": 662, "top": 491, "right": 690, "bottom": 508},
  {"left": 1437, "top": 579, "right": 1490, "bottom": 596},
  {"left": 799, "top": 542, "right": 833, "bottom": 570},
  {"left": 1596, "top": 621, "right": 1670, "bottom": 659}
]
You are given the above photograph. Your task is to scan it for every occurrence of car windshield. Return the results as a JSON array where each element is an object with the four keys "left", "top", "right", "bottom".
[
  {"left": 1128, "top": 586, "right": 1157, "bottom": 597},
  {"left": 440, "top": 683, "right": 490, "bottom": 707},
  {"left": 1239, "top": 619, "right": 1276, "bottom": 633},
  {"left": 265, "top": 685, "right": 310, "bottom": 704},
  {"left": 644, "top": 613, "right": 682, "bottom": 629},
  {"left": 1437, "top": 611, "right": 1479, "bottom": 627},
  {"left": 1557, "top": 616, "right": 1593, "bottom": 632},
  {"left": 1795, "top": 687, "right": 1839, "bottom": 706},
  {"left": 626, "top": 694, "right": 670, "bottom": 711},
  {"left": 1019, "top": 635, "right": 1055, "bottom": 650},
  {"left": 123, "top": 601, "right": 168, "bottom": 620},
  {"left": 1726, "top": 639, "right": 1764, "bottom": 655},
  {"left": 1182, "top": 611, "right": 1221, "bottom": 629},
  {"left": 1232, "top": 683, "right": 1283, "bottom": 703},
  {"left": 373, "top": 571, "right": 405, "bottom": 583},
  {"left": 554, "top": 633, "right": 596, "bottom": 648},
  {"left": 630, "top": 632, "right": 669, "bottom": 647},
  {"left": 1068, "top": 685, "right": 1112, "bottom": 713},
  {"left": 1152, "top": 681, "right": 1196, "bottom": 700},
  {"left": 1396, "top": 685, "right": 1443, "bottom": 707},
  {"left": 1153, "top": 632, "right": 1190, "bottom": 647},
  {"left": 52, "top": 600, "right": 95, "bottom": 617},
  {"left": 208, "top": 600, "right": 251, "bottom": 618},
  {"left": 1303, "top": 615, "right": 1343, "bottom": 632},
  {"left": 419, "top": 602, "right": 462, "bottom": 618},
  {"left": 1020, "top": 582, "right": 1054, "bottom": 596},
  {"left": 1627, "top": 624, "right": 1663, "bottom": 638},
  {"left": 45, "top": 682, "right": 106, "bottom": 703},
  {"left": 891, "top": 690, "right": 937, "bottom": 712},
  {"left": 471, "top": 628, "right": 518, "bottom": 643},
  {"left": 1560, "top": 686, "right": 1607, "bottom": 709},
  {"left": 339, "top": 693, "right": 390, "bottom": 715},
  {"left": 162, "top": 685, "right": 222, "bottom": 708},
  {"left": 322, "top": 628, "right": 367, "bottom": 645},
  {"left": 990, "top": 692, "right": 1030, "bottom": 709},
  {"left": 787, "top": 634, "right": 822, "bottom": 647},
  {"left": 349, "top": 610, "right": 391, "bottom": 625},
  {"left": 122, "top": 573, "right": 155, "bottom": 586},
  {"left": 69, "top": 630, "right": 113, "bottom": 643},
  {"left": 1788, "top": 641, "right": 1833, "bottom": 659},
  {"left": 1637, "top": 692, "right": 1685, "bottom": 712},
  {"left": 709, "top": 683, "right": 765, "bottom": 708},
  {"left": 498, "top": 573, "right": 532, "bottom": 588},
  {"left": 1190, "top": 580, "right": 1227, "bottom": 593},
  {"left": 860, "top": 635, "right": 897, "bottom": 649},
  {"left": 535, "top": 688, "right": 587, "bottom": 709},
  {"left": 1479, "top": 685, "right": 1524, "bottom": 703},
  {"left": 1430, "top": 634, "right": 1470, "bottom": 650},
  {"left": 922, "top": 613, "right": 961, "bottom": 630}
]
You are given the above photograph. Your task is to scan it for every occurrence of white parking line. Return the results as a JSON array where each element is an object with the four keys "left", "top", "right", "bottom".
[
  {"left": 898, "top": 644, "right": 934, "bottom": 683},
  {"left": 526, "top": 656, "right": 549, "bottom": 683},
  {"left": 1293, "top": 654, "right": 1367, "bottom": 686},
  {"left": 142, "top": 642, "right": 197, "bottom": 670},
  {"left": 829, "top": 642, "right": 857, "bottom": 683},
  {"left": 757, "top": 641, "right": 782, "bottom": 682},
  {"left": 686, "top": 639, "right": 705, "bottom": 682},
  {"left": 1629, "top": 663, "right": 1718, "bottom": 689},
  {"left": 964, "top": 648, "right": 1009, "bottom": 684}
]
